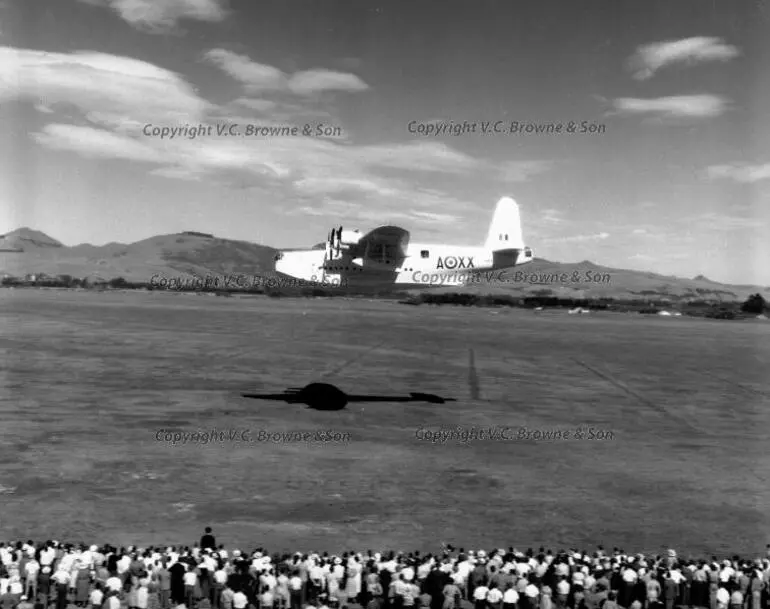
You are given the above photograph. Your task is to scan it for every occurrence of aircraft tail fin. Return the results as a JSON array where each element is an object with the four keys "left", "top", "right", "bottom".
[{"left": 484, "top": 196, "right": 524, "bottom": 252}]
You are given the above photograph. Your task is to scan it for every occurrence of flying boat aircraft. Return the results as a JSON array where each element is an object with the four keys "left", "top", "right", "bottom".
[{"left": 273, "top": 196, "right": 533, "bottom": 290}]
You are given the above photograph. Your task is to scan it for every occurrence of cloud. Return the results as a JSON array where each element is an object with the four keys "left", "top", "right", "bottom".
[
  {"left": 78, "top": 0, "right": 227, "bottom": 32},
  {"left": 2, "top": 45, "right": 551, "bottom": 230},
  {"left": 544, "top": 232, "right": 610, "bottom": 244},
  {"left": 632, "top": 228, "right": 647, "bottom": 235},
  {"left": 612, "top": 95, "right": 728, "bottom": 119},
  {"left": 498, "top": 160, "right": 552, "bottom": 183},
  {"left": 233, "top": 98, "right": 278, "bottom": 113},
  {"left": 288, "top": 70, "right": 368, "bottom": 96},
  {"left": 33, "top": 124, "right": 161, "bottom": 162},
  {"left": 0, "top": 47, "right": 208, "bottom": 127},
  {"left": 629, "top": 36, "right": 739, "bottom": 80},
  {"left": 706, "top": 163, "right": 770, "bottom": 183},
  {"left": 356, "top": 141, "right": 482, "bottom": 174},
  {"left": 204, "top": 49, "right": 369, "bottom": 95},
  {"left": 542, "top": 209, "right": 564, "bottom": 225},
  {"left": 689, "top": 212, "right": 766, "bottom": 231}
]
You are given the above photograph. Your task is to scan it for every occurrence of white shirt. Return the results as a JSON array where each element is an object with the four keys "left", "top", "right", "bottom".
[
  {"left": 503, "top": 589, "right": 519, "bottom": 604},
  {"left": 90, "top": 589, "right": 104, "bottom": 605},
  {"left": 515, "top": 563, "right": 531, "bottom": 577},
  {"left": 525, "top": 584, "right": 540, "bottom": 598},
  {"left": 106, "top": 577, "right": 122, "bottom": 592},
  {"left": 474, "top": 586, "right": 490, "bottom": 600},
  {"left": 487, "top": 589, "right": 503, "bottom": 603},
  {"left": 214, "top": 570, "right": 228, "bottom": 585},
  {"left": 53, "top": 571, "right": 70, "bottom": 585},
  {"left": 59, "top": 555, "right": 75, "bottom": 573},
  {"left": 40, "top": 549, "right": 56, "bottom": 566},
  {"left": 233, "top": 591, "right": 248, "bottom": 609},
  {"left": 456, "top": 561, "right": 472, "bottom": 579},
  {"left": 117, "top": 557, "right": 131, "bottom": 574},
  {"left": 183, "top": 572, "right": 197, "bottom": 586},
  {"left": 25, "top": 561, "right": 40, "bottom": 577},
  {"left": 716, "top": 588, "right": 730, "bottom": 604},
  {"left": 262, "top": 574, "right": 277, "bottom": 590},
  {"left": 137, "top": 587, "right": 149, "bottom": 609}
]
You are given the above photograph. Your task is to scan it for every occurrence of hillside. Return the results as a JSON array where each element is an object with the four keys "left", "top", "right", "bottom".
[
  {"left": 0, "top": 227, "right": 62, "bottom": 251},
  {"left": 421, "top": 258, "right": 769, "bottom": 302},
  {"left": 0, "top": 229, "right": 277, "bottom": 283},
  {"left": 0, "top": 227, "right": 767, "bottom": 302}
]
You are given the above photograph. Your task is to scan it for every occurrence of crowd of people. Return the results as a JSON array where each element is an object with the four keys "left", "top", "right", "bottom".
[{"left": 1, "top": 529, "right": 769, "bottom": 609}]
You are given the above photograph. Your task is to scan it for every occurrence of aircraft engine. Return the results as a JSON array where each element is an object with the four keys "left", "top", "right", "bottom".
[{"left": 340, "top": 229, "right": 362, "bottom": 245}]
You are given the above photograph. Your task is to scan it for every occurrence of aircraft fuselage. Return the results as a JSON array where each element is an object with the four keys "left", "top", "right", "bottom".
[{"left": 275, "top": 242, "right": 533, "bottom": 290}]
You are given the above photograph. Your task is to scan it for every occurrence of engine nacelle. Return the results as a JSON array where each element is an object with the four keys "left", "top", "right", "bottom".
[{"left": 340, "top": 229, "right": 362, "bottom": 245}]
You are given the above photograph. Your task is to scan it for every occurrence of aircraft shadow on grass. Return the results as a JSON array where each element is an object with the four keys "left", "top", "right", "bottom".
[{"left": 241, "top": 382, "right": 456, "bottom": 411}]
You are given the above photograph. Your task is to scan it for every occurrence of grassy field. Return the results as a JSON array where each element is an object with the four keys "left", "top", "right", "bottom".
[{"left": 1, "top": 289, "right": 769, "bottom": 557}]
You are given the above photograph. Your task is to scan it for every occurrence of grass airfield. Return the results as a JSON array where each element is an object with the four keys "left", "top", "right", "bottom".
[{"left": 2, "top": 289, "right": 769, "bottom": 556}]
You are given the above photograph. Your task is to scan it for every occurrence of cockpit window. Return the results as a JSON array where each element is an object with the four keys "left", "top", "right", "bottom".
[{"left": 421, "top": 250, "right": 429, "bottom": 258}]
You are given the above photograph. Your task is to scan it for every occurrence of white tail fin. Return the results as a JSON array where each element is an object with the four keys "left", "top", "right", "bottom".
[{"left": 484, "top": 196, "right": 524, "bottom": 251}]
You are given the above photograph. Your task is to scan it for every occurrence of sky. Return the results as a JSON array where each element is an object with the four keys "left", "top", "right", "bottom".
[{"left": 0, "top": 0, "right": 768, "bottom": 284}]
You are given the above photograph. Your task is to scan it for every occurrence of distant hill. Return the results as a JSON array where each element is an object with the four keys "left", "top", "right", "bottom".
[
  {"left": 0, "top": 227, "right": 63, "bottom": 251},
  {"left": 427, "top": 258, "right": 770, "bottom": 302},
  {"left": 0, "top": 229, "right": 277, "bottom": 282},
  {"left": 1, "top": 227, "right": 768, "bottom": 302}
]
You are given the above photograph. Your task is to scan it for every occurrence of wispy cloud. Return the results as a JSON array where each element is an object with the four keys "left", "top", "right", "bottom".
[
  {"left": 78, "top": 0, "right": 228, "bottom": 32},
  {"left": 498, "top": 160, "right": 552, "bottom": 183},
  {"left": 204, "top": 49, "right": 369, "bottom": 96},
  {"left": 542, "top": 209, "right": 564, "bottom": 225},
  {"left": 686, "top": 212, "right": 766, "bottom": 231},
  {"left": 543, "top": 232, "right": 610, "bottom": 244},
  {"left": 628, "top": 36, "right": 739, "bottom": 80},
  {"left": 34, "top": 124, "right": 161, "bottom": 162},
  {"left": 0, "top": 47, "right": 208, "bottom": 126},
  {"left": 612, "top": 94, "right": 728, "bottom": 119},
  {"left": 706, "top": 163, "right": 770, "bottom": 183}
]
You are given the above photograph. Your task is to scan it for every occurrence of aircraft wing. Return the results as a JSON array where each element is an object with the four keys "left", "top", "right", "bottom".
[
  {"left": 351, "top": 225, "right": 411, "bottom": 264},
  {"left": 347, "top": 392, "right": 455, "bottom": 404},
  {"left": 241, "top": 391, "right": 305, "bottom": 403}
]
